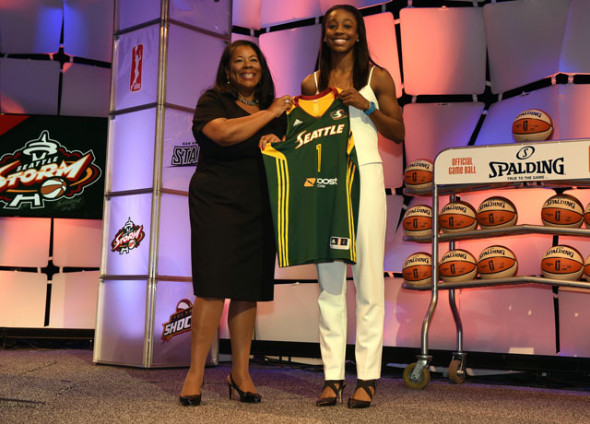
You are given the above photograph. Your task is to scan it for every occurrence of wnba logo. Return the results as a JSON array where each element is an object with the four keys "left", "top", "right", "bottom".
[{"left": 130, "top": 44, "right": 143, "bottom": 92}]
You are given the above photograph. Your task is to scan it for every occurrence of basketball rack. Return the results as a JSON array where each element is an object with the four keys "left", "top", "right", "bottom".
[{"left": 402, "top": 138, "right": 590, "bottom": 389}]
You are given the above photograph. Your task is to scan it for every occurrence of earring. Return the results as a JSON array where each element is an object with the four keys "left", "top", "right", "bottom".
[{"left": 356, "top": 39, "right": 360, "bottom": 43}]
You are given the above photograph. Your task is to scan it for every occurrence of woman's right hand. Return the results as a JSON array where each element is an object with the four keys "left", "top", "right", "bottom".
[{"left": 268, "top": 95, "right": 293, "bottom": 118}]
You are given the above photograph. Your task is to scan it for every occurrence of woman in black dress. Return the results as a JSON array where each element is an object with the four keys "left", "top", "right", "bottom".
[{"left": 179, "top": 40, "right": 292, "bottom": 406}]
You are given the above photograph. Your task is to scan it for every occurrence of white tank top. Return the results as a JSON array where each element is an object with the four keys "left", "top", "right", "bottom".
[{"left": 313, "top": 67, "right": 381, "bottom": 166}]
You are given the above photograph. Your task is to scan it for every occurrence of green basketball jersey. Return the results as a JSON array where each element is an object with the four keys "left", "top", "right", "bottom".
[{"left": 262, "top": 88, "right": 360, "bottom": 267}]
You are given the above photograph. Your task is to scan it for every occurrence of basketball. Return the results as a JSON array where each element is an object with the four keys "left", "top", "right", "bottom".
[
  {"left": 477, "top": 196, "right": 517, "bottom": 229},
  {"left": 439, "top": 249, "right": 477, "bottom": 283},
  {"left": 477, "top": 245, "right": 518, "bottom": 279},
  {"left": 40, "top": 177, "right": 68, "bottom": 199},
  {"left": 402, "top": 252, "right": 432, "bottom": 287},
  {"left": 541, "top": 245, "right": 583, "bottom": 281},
  {"left": 584, "top": 202, "right": 590, "bottom": 228},
  {"left": 402, "top": 205, "right": 432, "bottom": 238},
  {"left": 439, "top": 200, "right": 477, "bottom": 233},
  {"left": 541, "top": 193, "right": 584, "bottom": 228},
  {"left": 512, "top": 109, "right": 553, "bottom": 142},
  {"left": 404, "top": 159, "right": 433, "bottom": 191},
  {"left": 584, "top": 255, "right": 590, "bottom": 282}
]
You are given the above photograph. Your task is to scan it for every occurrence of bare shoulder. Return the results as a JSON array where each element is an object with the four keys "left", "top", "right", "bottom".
[
  {"left": 371, "top": 66, "right": 396, "bottom": 97},
  {"left": 301, "top": 73, "right": 317, "bottom": 96}
]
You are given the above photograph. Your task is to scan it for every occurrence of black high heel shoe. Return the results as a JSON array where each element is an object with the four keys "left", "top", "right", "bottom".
[
  {"left": 227, "top": 374, "right": 262, "bottom": 403},
  {"left": 179, "top": 394, "right": 201, "bottom": 406},
  {"left": 347, "top": 379, "right": 376, "bottom": 409},
  {"left": 315, "top": 380, "right": 345, "bottom": 407}
]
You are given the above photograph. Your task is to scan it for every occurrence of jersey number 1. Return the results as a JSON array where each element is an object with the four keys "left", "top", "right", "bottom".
[{"left": 316, "top": 144, "right": 322, "bottom": 173}]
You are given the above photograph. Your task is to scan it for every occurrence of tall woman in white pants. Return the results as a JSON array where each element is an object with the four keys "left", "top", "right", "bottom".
[{"left": 301, "top": 4, "right": 405, "bottom": 409}]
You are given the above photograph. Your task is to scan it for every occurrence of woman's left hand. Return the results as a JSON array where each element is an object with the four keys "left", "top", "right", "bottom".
[
  {"left": 338, "top": 88, "right": 371, "bottom": 112},
  {"left": 259, "top": 133, "right": 285, "bottom": 150}
]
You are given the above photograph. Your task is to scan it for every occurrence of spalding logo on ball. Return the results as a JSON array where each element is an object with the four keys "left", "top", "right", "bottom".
[
  {"left": 541, "top": 193, "right": 584, "bottom": 228},
  {"left": 404, "top": 159, "right": 433, "bottom": 191},
  {"left": 40, "top": 177, "right": 68, "bottom": 199},
  {"left": 541, "top": 245, "right": 583, "bottom": 281},
  {"left": 402, "top": 252, "right": 432, "bottom": 287},
  {"left": 512, "top": 109, "right": 553, "bottom": 142},
  {"left": 402, "top": 205, "right": 432, "bottom": 238},
  {"left": 477, "top": 245, "right": 518, "bottom": 279}
]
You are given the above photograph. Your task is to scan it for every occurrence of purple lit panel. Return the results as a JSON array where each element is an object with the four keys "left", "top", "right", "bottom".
[
  {"left": 117, "top": 0, "right": 160, "bottom": 31},
  {"left": 162, "top": 109, "right": 195, "bottom": 191},
  {"left": 231, "top": 33, "right": 259, "bottom": 44},
  {"left": 170, "top": 0, "right": 231, "bottom": 36},
  {"left": 232, "top": 0, "right": 261, "bottom": 29},
  {"left": 0, "top": 271, "right": 47, "bottom": 327},
  {"left": 319, "top": 0, "right": 389, "bottom": 14},
  {"left": 61, "top": 64, "right": 111, "bottom": 117},
  {"left": 108, "top": 109, "right": 157, "bottom": 192},
  {"left": 475, "top": 85, "right": 558, "bottom": 146},
  {"left": 105, "top": 194, "right": 152, "bottom": 276},
  {"left": 0, "top": 58, "right": 60, "bottom": 114},
  {"left": 260, "top": 25, "right": 322, "bottom": 97},
  {"left": 49, "top": 271, "right": 99, "bottom": 329},
  {"left": 403, "top": 102, "right": 485, "bottom": 164},
  {"left": 157, "top": 194, "right": 191, "bottom": 278},
  {"left": 53, "top": 218, "right": 102, "bottom": 268},
  {"left": 0, "top": 0, "right": 61, "bottom": 54},
  {"left": 0, "top": 217, "right": 51, "bottom": 267},
  {"left": 166, "top": 26, "right": 227, "bottom": 109},
  {"left": 260, "top": 0, "right": 320, "bottom": 27},
  {"left": 63, "top": 0, "right": 114, "bottom": 62},
  {"left": 484, "top": 0, "right": 569, "bottom": 94},
  {"left": 558, "top": 85, "right": 590, "bottom": 141},
  {"left": 401, "top": 7, "right": 486, "bottom": 95},
  {"left": 560, "top": 0, "right": 590, "bottom": 73}
]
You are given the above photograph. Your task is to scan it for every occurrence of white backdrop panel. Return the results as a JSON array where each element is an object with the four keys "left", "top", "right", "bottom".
[
  {"left": 256, "top": 282, "right": 320, "bottom": 342},
  {"left": 53, "top": 218, "right": 102, "bottom": 268},
  {"left": 105, "top": 194, "right": 152, "bottom": 276},
  {"left": 162, "top": 108, "right": 196, "bottom": 191},
  {"left": 384, "top": 194, "right": 405, "bottom": 272},
  {"left": 64, "top": 0, "right": 114, "bottom": 62},
  {"left": 114, "top": 25, "right": 159, "bottom": 111},
  {"left": 557, "top": 85, "right": 590, "bottom": 141},
  {"left": 260, "top": 0, "right": 320, "bottom": 27},
  {"left": 0, "top": 217, "right": 50, "bottom": 267},
  {"left": 166, "top": 25, "right": 227, "bottom": 109},
  {"left": 170, "top": 0, "right": 230, "bottom": 36},
  {"left": 0, "top": 271, "right": 47, "bottom": 327},
  {"left": 157, "top": 194, "right": 191, "bottom": 277},
  {"left": 232, "top": 0, "right": 261, "bottom": 29},
  {"left": 49, "top": 271, "right": 99, "bottom": 329},
  {"left": 403, "top": 102, "right": 485, "bottom": 164},
  {"left": 61, "top": 64, "right": 111, "bottom": 117},
  {"left": 117, "top": 0, "right": 161, "bottom": 31},
  {"left": 475, "top": 85, "right": 558, "bottom": 146},
  {"left": 94, "top": 279, "right": 148, "bottom": 366},
  {"left": 151, "top": 280, "right": 195, "bottom": 366},
  {"left": 401, "top": 7, "right": 486, "bottom": 95},
  {"left": 107, "top": 108, "right": 157, "bottom": 192},
  {"left": 483, "top": 0, "right": 570, "bottom": 94},
  {"left": 0, "top": 58, "right": 60, "bottom": 115},
  {"left": 260, "top": 25, "right": 322, "bottom": 97},
  {"left": 364, "top": 13, "right": 402, "bottom": 99},
  {"left": 461, "top": 286, "right": 556, "bottom": 355},
  {"left": 558, "top": 290, "right": 590, "bottom": 358},
  {"left": 559, "top": 0, "right": 590, "bottom": 74},
  {"left": 0, "top": 0, "right": 61, "bottom": 54}
]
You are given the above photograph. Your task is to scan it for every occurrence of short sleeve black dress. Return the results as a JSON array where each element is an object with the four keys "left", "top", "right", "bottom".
[{"left": 189, "top": 89, "right": 286, "bottom": 301}]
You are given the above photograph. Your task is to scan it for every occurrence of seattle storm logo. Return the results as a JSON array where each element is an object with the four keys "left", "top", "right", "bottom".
[
  {"left": 111, "top": 217, "right": 145, "bottom": 255},
  {"left": 0, "top": 130, "right": 102, "bottom": 209}
]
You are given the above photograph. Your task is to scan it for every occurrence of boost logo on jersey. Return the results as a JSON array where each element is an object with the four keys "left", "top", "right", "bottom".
[{"left": 304, "top": 177, "right": 338, "bottom": 188}]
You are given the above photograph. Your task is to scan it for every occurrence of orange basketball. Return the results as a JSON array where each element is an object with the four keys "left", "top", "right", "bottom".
[
  {"left": 541, "top": 193, "right": 583, "bottom": 228},
  {"left": 584, "top": 202, "right": 590, "bottom": 228},
  {"left": 404, "top": 159, "right": 433, "bottom": 191},
  {"left": 512, "top": 109, "right": 553, "bottom": 142},
  {"left": 584, "top": 255, "right": 590, "bottom": 282},
  {"left": 439, "top": 249, "right": 477, "bottom": 283},
  {"left": 541, "top": 245, "right": 583, "bottom": 281},
  {"left": 402, "top": 205, "right": 432, "bottom": 238},
  {"left": 402, "top": 252, "right": 432, "bottom": 287},
  {"left": 477, "top": 245, "right": 518, "bottom": 279},
  {"left": 477, "top": 196, "right": 517, "bottom": 229},
  {"left": 439, "top": 200, "right": 477, "bottom": 233},
  {"left": 40, "top": 177, "right": 67, "bottom": 199}
]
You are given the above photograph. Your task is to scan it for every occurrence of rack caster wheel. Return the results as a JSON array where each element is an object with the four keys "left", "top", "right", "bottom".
[
  {"left": 403, "top": 362, "right": 430, "bottom": 389},
  {"left": 448, "top": 359, "right": 466, "bottom": 384}
]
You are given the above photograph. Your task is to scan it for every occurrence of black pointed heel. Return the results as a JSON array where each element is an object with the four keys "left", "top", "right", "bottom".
[
  {"left": 227, "top": 374, "right": 262, "bottom": 403},
  {"left": 315, "top": 380, "right": 345, "bottom": 407},
  {"left": 179, "top": 394, "right": 201, "bottom": 406},
  {"left": 347, "top": 379, "right": 376, "bottom": 409}
]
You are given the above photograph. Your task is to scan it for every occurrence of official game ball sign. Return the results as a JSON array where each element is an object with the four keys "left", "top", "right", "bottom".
[{"left": 0, "top": 115, "right": 106, "bottom": 218}]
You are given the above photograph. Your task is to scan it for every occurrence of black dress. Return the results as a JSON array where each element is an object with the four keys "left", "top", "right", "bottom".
[{"left": 189, "top": 89, "right": 286, "bottom": 301}]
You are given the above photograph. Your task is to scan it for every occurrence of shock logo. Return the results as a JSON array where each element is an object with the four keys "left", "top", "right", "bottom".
[
  {"left": 0, "top": 130, "right": 102, "bottom": 209},
  {"left": 162, "top": 299, "right": 192, "bottom": 342},
  {"left": 111, "top": 217, "right": 145, "bottom": 254}
]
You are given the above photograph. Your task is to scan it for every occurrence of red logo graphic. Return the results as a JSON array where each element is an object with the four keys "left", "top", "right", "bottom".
[
  {"left": 130, "top": 44, "right": 143, "bottom": 92},
  {"left": 161, "top": 299, "right": 192, "bottom": 342},
  {"left": 111, "top": 217, "right": 145, "bottom": 254},
  {"left": 0, "top": 130, "right": 102, "bottom": 209}
]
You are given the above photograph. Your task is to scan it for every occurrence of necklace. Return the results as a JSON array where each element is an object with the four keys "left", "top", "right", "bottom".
[{"left": 237, "top": 96, "right": 258, "bottom": 106}]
